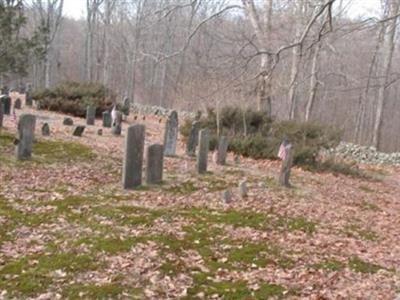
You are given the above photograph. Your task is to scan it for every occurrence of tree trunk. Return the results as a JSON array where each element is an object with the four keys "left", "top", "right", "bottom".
[
  {"left": 372, "top": 0, "right": 399, "bottom": 149},
  {"left": 305, "top": 42, "right": 321, "bottom": 122}
]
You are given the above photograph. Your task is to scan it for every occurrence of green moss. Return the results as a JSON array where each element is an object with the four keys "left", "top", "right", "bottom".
[
  {"left": 348, "top": 256, "right": 384, "bottom": 274},
  {"left": 0, "top": 253, "right": 99, "bottom": 297},
  {"left": 343, "top": 224, "right": 380, "bottom": 241},
  {"left": 33, "top": 139, "right": 96, "bottom": 163},
  {"left": 164, "top": 180, "right": 199, "bottom": 195},
  {"left": 275, "top": 215, "right": 317, "bottom": 235},
  {"left": 76, "top": 236, "right": 147, "bottom": 255},
  {"left": 63, "top": 284, "right": 140, "bottom": 299},
  {"left": 255, "top": 283, "right": 287, "bottom": 299},
  {"left": 359, "top": 201, "right": 380, "bottom": 211},
  {"left": 314, "top": 259, "right": 345, "bottom": 271}
]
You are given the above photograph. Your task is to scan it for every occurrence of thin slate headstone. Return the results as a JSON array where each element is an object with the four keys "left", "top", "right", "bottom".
[
  {"left": 163, "top": 110, "right": 178, "bottom": 156},
  {"left": 0, "top": 103, "right": 3, "bottom": 128},
  {"left": 41, "top": 123, "right": 50, "bottom": 136},
  {"left": 97, "top": 129, "right": 103, "bottom": 136},
  {"left": 72, "top": 126, "right": 85, "bottom": 137},
  {"left": 122, "top": 124, "right": 145, "bottom": 189},
  {"left": 102, "top": 111, "right": 112, "bottom": 128},
  {"left": 1, "top": 96, "right": 11, "bottom": 115},
  {"left": 63, "top": 117, "right": 73, "bottom": 126},
  {"left": 222, "top": 190, "right": 232, "bottom": 204},
  {"left": 25, "top": 91, "right": 33, "bottom": 106},
  {"left": 122, "top": 97, "right": 130, "bottom": 116},
  {"left": 197, "top": 129, "right": 210, "bottom": 174},
  {"left": 86, "top": 105, "right": 96, "bottom": 125},
  {"left": 146, "top": 144, "right": 164, "bottom": 184},
  {"left": 14, "top": 98, "right": 22, "bottom": 109},
  {"left": 216, "top": 136, "right": 228, "bottom": 165},
  {"left": 279, "top": 144, "right": 294, "bottom": 187},
  {"left": 111, "top": 111, "right": 122, "bottom": 136},
  {"left": 15, "top": 114, "right": 36, "bottom": 160},
  {"left": 239, "top": 180, "right": 248, "bottom": 198},
  {"left": 186, "top": 121, "right": 200, "bottom": 157}
]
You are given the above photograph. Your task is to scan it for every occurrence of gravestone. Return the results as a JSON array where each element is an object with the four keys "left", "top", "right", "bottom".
[
  {"left": 25, "top": 90, "right": 33, "bottom": 106},
  {"left": 72, "top": 126, "right": 85, "bottom": 137},
  {"left": 239, "top": 180, "right": 248, "bottom": 198},
  {"left": 163, "top": 110, "right": 178, "bottom": 156},
  {"left": 0, "top": 103, "right": 4, "bottom": 128},
  {"left": 111, "top": 111, "right": 122, "bottom": 136},
  {"left": 146, "top": 144, "right": 164, "bottom": 184},
  {"left": 63, "top": 117, "right": 73, "bottom": 126},
  {"left": 234, "top": 155, "right": 240, "bottom": 165},
  {"left": 14, "top": 98, "right": 22, "bottom": 109},
  {"left": 216, "top": 136, "right": 228, "bottom": 165},
  {"left": 1, "top": 96, "right": 11, "bottom": 115},
  {"left": 186, "top": 121, "right": 200, "bottom": 157},
  {"left": 97, "top": 129, "right": 103, "bottom": 136},
  {"left": 122, "top": 124, "right": 145, "bottom": 189},
  {"left": 222, "top": 190, "right": 232, "bottom": 204},
  {"left": 102, "top": 111, "right": 112, "bottom": 128},
  {"left": 15, "top": 114, "right": 36, "bottom": 160},
  {"left": 86, "top": 105, "right": 96, "bottom": 125},
  {"left": 279, "top": 143, "right": 294, "bottom": 187},
  {"left": 41, "top": 123, "right": 50, "bottom": 136},
  {"left": 122, "top": 97, "right": 130, "bottom": 116},
  {"left": 197, "top": 129, "right": 210, "bottom": 174}
]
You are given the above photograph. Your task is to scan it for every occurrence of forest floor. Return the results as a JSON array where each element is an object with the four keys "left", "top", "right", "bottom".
[{"left": 0, "top": 98, "right": 400, "bottom": 299}]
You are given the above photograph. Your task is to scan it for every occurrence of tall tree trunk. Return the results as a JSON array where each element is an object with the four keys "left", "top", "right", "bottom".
[
  {"left": 372, "top": 0, "right": 399, "bottom": 149},
  {"left": 305, "top": 42, "right": 321, "bottom": 122}
]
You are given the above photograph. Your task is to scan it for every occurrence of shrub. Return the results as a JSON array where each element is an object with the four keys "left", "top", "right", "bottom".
[
  {"left": 180, "top": 106, "right": 342, "bottom": 166},
  {"left": 32, "top": 81, "right": 115, "bottom": 117}
]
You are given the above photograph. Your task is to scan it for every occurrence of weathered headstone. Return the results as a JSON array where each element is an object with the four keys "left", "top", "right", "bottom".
[
  {"left": 63, "top": 117, "right": 73, "bottom": 126},
  {"left": 102, "top": 111, "right": 112, "bottom": 128},
  {"left": 97, "top": 129, "right": 103, "bottom": 136},
  {"left": 146, "top": 144, "right": 164, "bottom": 184},
  {"left": 216, "top": 136, "right": 229, "bottom": 165},
  {"left": 111, "top": 111, "right": 122, "bottom": 136},
  {"left": 14, "top": 98, "right": 22, "bottom": 109},
  {"left": 0, "top": 103, "right": 4, "bottom": 128},
  {"left": 163, "top": 110, "right": 178, "bottom": 156},
  {"left": 186, "top": 121, "right": 200, "bottom": 157},
  {"left": 279, "top": 144, "right": 294, "bottom": 187},
  {"left": 41, "top": 123, "right": 50, "bottom": 136},
  {"left": 222, "top": 189, "right": 232, "bottom": 204},
  {"left": 1, "top": 96, "right": 11, "bottom": 115},
  {"left": 197, "top": 129, "right": 210, "bottom": 174},
  {"left": 122, "top": 97, "right": 130, "bottom": 116},
  {"left": 25, "top": 90, "right": 33, "bottom": 106},
  {"left": 239, "top": 180, "right": 248, "bottom": 198},
  {"left": 72, "top": 126, "right": 85, "bottom": 137},
  {"left": 15, "top": 114, "right": 36, "bottom": 160},
  {"left": 234, "top": 155, "right": 240, "bottom": 165},
  {"left": 86, "top": 105, "right": 96, "bottom": 125},
  {"left": 122, "top": 124, "right": 145, "bottom": 189}
]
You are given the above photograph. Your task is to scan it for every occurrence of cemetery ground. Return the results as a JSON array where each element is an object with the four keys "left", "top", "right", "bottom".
[{"left": 1, "top": 101, "right": 400, "bottom": 299}]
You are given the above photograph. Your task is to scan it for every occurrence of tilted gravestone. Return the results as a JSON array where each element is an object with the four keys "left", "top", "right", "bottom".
[
  {"left": 102, "top": 111, "right": 112, "bottom": 128},
  {"left": 239, "top": 180, "right": 248, "bottom": 198},
  {"left": 14, "top": 98, "right": 22, "bottom": 109},
  {"left": 122, "top": 124, "right": 145, "bottom": 189},
  {"left": 216, "top": 136, "right": 229, "bottom": 165},
  {"left": 222, "top": 189, "right": 232, "bottom": 204},
  {"left": 86, "top": 105, "right": 96, "bottom": 125},
  {"left": 25, "top": 91, "right": 33, "bottom": 106},
  {"left": 1, "top": 96, "right": 11, "bottom": 115},
  {"left": 0, "top": 103, "right": 3, "bottom": 128},
  {"left": 146, "top": 144, "right": 164, "bottom": 185},
  {"left": 186, "top": 121, "right": 200, "bottom": 157},
  {"left": 163, "top": 110, "right": 178, "bottom": 156},
  {"left": 279, "top": 143, "right": 294, "bottom": 187},
  {"left": 72, "top": 126, "right": 85, "bottom": 137},
  {"left": 111, "top": 111, "right": 123, "bottom": 136},
  {"left": 122, "top": 97, "right": 130, "bottom": 116},
  {"left": 197, "top": 129, "right": 210, "bottom": 174},
  {"left": 63, "top": 117, "right": 73, "bottom": 126},
  {"left": 15, "top": 114, "right": 36, "bottom": 160},
  {"left": 41, "top": 123, "right": 50, "bottom": 136}
]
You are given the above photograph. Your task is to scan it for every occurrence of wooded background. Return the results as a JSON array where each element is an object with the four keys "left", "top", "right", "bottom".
[{"left": 2, "top": 0, "right": 400, "bottom": 152}]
